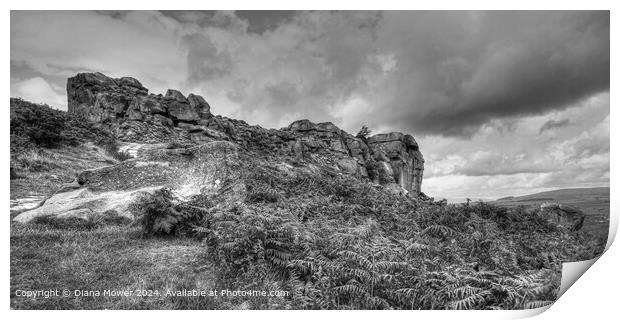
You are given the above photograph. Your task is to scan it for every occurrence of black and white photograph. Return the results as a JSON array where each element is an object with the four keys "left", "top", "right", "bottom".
[{"left": 7, "top": 7, "right": 613, "bottom": 313}]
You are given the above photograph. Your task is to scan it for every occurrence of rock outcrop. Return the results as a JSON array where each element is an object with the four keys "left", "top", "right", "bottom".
[
  {"left": 538, "top": 202, "right": 586, "bottom": 231},
  {"left": 66, "top": 72, "right": 424, "bottom": 195},
  {"left": 67, "top": 72, "right": 211, "bottom": 125},
  {"left": 367, "top": 133, "right": 424, "bottom": 196},
  {"left": 14, "top": 141, "right": 242, "bottom": 223}
]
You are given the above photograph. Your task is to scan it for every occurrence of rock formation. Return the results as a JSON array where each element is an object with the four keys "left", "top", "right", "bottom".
[
  {"left": 67, "top": 72, "right": 210, "bottom": 125},
  {"left": 66, "top": 72, "right": 424, "bottom": 195},
  {"left": 14, "top": 141, "right": 242, "bottom": 223},
  {"left": 13, "top": 72, "right": 426, "bottom": 223},
  {"left": 538, "top": 202, "right": 586, "bottom": 231}
]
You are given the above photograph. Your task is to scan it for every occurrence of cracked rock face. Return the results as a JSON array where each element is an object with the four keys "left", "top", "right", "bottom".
[
  {"left": 66, "top": 72, "right": 425, "bottom": 196},
  {"left": 367, "top": 132, "right": 424, "bottom": 195},
  {"left": 67, "top": 72, "right": 212, "bottom": 126},
  {"left": 13, "top": 141, "right": 242, "bottom": 223}
]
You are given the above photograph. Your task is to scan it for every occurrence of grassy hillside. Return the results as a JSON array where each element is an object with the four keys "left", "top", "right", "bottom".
[
  {"left": 9, "top": 99, "right": 608, "bottom": 310},
  {"left": 10, "top": 99, "right": 225, "bottom": 309},
  {"left": 495, "top": 187, "right": 609, "bottom": 204},
  {"left": 493, "top": 187, "right": 609, "bottom": 239},
  {"left": 10, "top": 98, "right": 130, "bottom": 202}
]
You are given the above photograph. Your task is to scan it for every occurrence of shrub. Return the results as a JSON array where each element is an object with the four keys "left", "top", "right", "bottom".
[
  {"left": 10, "top": 98, "right": 115, "bottom": 151},
  {"left": 130, "top": 188, "right": 179, "bottom": 235},
  {"left": 10, "top": 99, "right": 66, "bottom": 148},
  {"left": 130, "top": 188, "right": 207, "bottom": 236},
  {"left": 355, "top": 125, "right": 372, "bottom": 143},
  {"left": 166, "top": 141, "right": 188, "bottom": 149},
  {"left": 13, "top": 149, "right": 58, "bottom": 172},
  {"left": 98, "top": 140, "right": 132, "bottom": 162}
]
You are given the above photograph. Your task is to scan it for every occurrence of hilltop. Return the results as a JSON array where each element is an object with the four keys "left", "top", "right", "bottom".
[
  {"left": 493, "top": 187, "right": 610, "bottom": 237},
  {"left": 495, "top": 187, "right": 609, "bottom": 203},
  {"left": 9, "top": 72, "right": 608, "bottom": 310}
]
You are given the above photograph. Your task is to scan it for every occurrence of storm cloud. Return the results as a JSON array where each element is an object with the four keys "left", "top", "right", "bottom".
[
  {"left": 366, "top": 11, "right": 609, "bottom": 136},
  {"left": 10, "top": 10, "right": 610, "bottom": 200}
]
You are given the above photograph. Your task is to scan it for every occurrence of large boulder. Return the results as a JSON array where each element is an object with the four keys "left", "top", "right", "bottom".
[
  {"left": 367, "top": 132, "right": 424, "bottom": 195},
  {"left": 12, "top": 185, "right": 160, "bottom": 223},
  {"left": 538, "top": 202, "right": 586, "bottom": 231},
  {"left": 13, "top": 141, "right": 241, "bottom": 223},
  {"left": 164, "top": 89, "right": 200, "bottom": 123},
  {"left": 167, "top": 101, "right": 200, "bottom": 123},
  {"left": 286, "top": 120, "right": 349, "bottom": 154},
  {"left": 188, "top": 93, "right": 212, "bottom": 119},
  {"left": 67, "top": 72, "right": 148, "bottom": 122},
  {"left": 131, "top": 95, "right": 167, "bottom": 115},
  {"left": 165, "top": 89, "right": 188, "bottom": 103}
]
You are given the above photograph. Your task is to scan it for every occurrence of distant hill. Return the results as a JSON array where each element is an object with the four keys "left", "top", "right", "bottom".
[
  {"left": 496, "top": 187, "right": 609, "bottom": 203},
  {"left": 493, "top": 187, "right": 609, "bottom": 236}
]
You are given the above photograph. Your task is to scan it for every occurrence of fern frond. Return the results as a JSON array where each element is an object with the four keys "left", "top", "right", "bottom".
[{"left": 523, "top": 300, "right": 554, "bottom": 309}]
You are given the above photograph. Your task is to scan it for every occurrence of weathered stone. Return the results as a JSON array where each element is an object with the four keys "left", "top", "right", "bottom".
[
  {"left": 384, "top": 183, "right": 409, "bottom": 196},
  {"left": 67, "top": 72, "right": 148, "bottom": 122},
  {"left": 337, "top": 158, "right": 359, "bottom": 175},
  {"left": 118, "top": 77, "right": 147, "bottom": 92},
  {"left": 12, "top": 185, "right": 160, "bottom": 223},
  {"left": 287, "top": 120, "right": 349, "bottom": 154},
  {"left": 91, "top": 92, "right": 129, "bottom": 121},
  {"left": 168, "top": 102, "right": 199, "bottom": 123},
  {"left": 14, "top": 141, "right": 241, "bottom": 223},
  {"left": 165, "top": 89, "right": 188, "bottom": 103},
  {"left": 368, "top": 132, "right": 425, "bottom": 195},
  {"left": 346, "top": 137, "right": 370, "bottom": 161},
  {"left": 288, "top": 119, "right": 316, "bottom": 131},
  {"left": 188, "top": 93, "right": 212, "bottom": 118},
  {"left": 78, "top": 72, "right": 117, "bottom": 87},
  {"left": 150, "top": 114, "right": 174, "bottom": 127},
  {"left": 66, "top": 72, "right": 425, "bottom": 197},
  {"left": 112, "top": 120, "right": 178, "bottom": 143},
  {"left": 125, "top": 105, "right": 144, "bottom": 121},
  {"left": 403, "top": 134, "right": 419, "bottom": 150},
  {"left": 132, "top": 95, "right": 167, "bottom": 115},
  {"left": 539, "top": 202, "right": 586, "bottom": 231},
  {"left": 176, "top": 122, "right": 204, "bottom": 132}
]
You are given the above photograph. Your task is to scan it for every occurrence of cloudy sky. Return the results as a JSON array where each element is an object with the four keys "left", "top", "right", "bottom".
[{"left": 10, "top": 10, "right": 610, "bottom": 201}]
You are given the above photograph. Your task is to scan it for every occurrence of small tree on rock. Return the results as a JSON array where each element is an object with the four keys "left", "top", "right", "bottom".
[{"left": 356, "top": 125, "right": 372, "bottom": 143}]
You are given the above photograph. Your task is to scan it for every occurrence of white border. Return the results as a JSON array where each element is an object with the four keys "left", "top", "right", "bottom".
[{"left": 3, "top": 1, "right": 617, "bottom": 319}]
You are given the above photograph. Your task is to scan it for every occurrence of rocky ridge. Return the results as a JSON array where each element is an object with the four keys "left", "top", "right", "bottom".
[{"left": 67, "top": 72, "right": 425, "bottom": 196}]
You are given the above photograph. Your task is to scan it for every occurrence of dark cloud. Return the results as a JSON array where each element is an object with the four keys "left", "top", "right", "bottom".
[
  {"left": 539, "top": 119, "right": 572, "bottom": 134},
  {"left": 159, "top": 10, "right": 296, "bottom": 34},
  {"left": 175, "top": 11, "right": 609, "bottom": 137},
  {"left": 373, "top": 11, "right": 610, "bottom": 137},
  {"left": 235, "top": 11, "right": 297, "bottom": 34},
  {"left": 10, "top": 60, "right": 43, "bottom": 81}
]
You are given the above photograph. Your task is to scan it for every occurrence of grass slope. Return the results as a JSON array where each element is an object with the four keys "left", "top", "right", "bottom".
[
  {"left": 9, "top": 99, "right": 608, "bottom": 310},
  {"left": 10, "top": 223, "right": 222, "bottom": 309}
]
